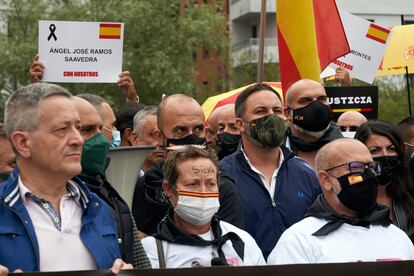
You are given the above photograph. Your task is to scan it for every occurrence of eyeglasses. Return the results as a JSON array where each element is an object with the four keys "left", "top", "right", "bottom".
[
  {"left": 339, "top": 125, "right": 359, "bottom": 132},
  {"left": 324, "top": 161, "right": 381, "bottom": 176},
  {"left": 102, "top": 125, "right": 112, "bottom": 133}
]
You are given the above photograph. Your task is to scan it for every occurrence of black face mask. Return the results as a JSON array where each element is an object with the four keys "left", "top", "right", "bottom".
[
  {"left": 216, "top": 132, "right": 241, "bottom": 160},
  {"left": 166, "top": 134, "right": 206, "bottom": 148},
  {"left": 373, "top": 156, "right": 402, "bottom": 185},
  {"left": 292, "top": 101, "right": 332, "bottom": 132},
  {"left": 336, "top": 168, "right": 378, "bottom": 216}
]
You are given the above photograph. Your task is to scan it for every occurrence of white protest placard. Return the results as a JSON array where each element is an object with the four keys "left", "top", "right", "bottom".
[
  {"left": 39, "top": 20, "right": 124, "bottom": 83},
  {"left": 321, "top": 10, "right": 392, "bottom": 84}
]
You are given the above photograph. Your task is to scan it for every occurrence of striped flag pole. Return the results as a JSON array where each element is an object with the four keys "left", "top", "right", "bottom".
[
  {"left": 401, "top": 14, "right": 412, "bottom": 115},
  {"left": 257, "top": 0, "right": 267, "bottom": 83}
]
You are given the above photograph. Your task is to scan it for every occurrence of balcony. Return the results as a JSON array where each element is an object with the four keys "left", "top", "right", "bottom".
[
  {"left": 230, "top": 0, "right": 275, "bottom": 22},
  {"left": 231, "top": 38, "right": 279, "bottom": 67}
]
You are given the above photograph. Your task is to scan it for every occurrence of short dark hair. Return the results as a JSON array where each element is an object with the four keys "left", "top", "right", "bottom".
[
  {"left": 235, "top": 83, "right": 282, "bottom": 118},
  {"left": 115, "top": 102, "right": 145, "bottom": 138},
  {"left": 163, "top": 146, "right": 219, "bottom": 187},
  {"left": 397, "top": 116, "right": 414, "bottom": 143}
]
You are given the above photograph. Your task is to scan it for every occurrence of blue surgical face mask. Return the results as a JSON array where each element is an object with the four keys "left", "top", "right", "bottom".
[{"left": 111, "top": 130, "right": 121, "bottom": 148}]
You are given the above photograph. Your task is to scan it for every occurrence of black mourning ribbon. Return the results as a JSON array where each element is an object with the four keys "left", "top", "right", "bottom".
[
  {"left": 47, "top": 24, "right": 57, "bottom": 41},
  {"left": 155, "top": 210, "right": 245, "bottom": 266},
  {"left": 305, "top": 195, "right": 391, "bottom": 236}
]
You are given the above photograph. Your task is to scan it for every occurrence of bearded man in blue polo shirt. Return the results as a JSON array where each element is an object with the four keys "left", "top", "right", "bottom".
[{"left": 220, "top": 83, "right": 321, "bottom": 259}]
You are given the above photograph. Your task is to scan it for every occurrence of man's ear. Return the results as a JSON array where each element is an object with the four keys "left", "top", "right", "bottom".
[
  {"left": 124, "top": 128, "right": 134, "bottom": 144},
  {"left": 10, "top": 131, "right": 31, "bottom": 159},
  {"left": 235, "top": 118, "right": 244, "bottom": 133},
  {"left": 153, "top": 128, "right": 165, "bottom": 147},
  {"left": 318, "top": 170, "right": 333, "bottom": 192},
  {"left": 284, "top": 107, "right": 292, "bottom": 121},
  {"left": 130, "top": 131, "right": 138, "bottom": 146}
]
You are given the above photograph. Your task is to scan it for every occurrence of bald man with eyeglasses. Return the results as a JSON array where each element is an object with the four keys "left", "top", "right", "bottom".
[{"left": 267, "top": 138, "right": 414, "bottom": 264}]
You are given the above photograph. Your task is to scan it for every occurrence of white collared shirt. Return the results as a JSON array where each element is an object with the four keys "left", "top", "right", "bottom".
[
  {"left": 18, "top": 177, "right": 96, "bottom": 271},
  {"left": 241, "top": 146, "right": 284, "bottom": 201}
]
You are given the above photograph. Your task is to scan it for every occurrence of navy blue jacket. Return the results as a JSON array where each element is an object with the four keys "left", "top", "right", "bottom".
[
  {"left": 220, "top": 145, "right": 321, "bottom": 259},
  {"left": 0, "top": 167, "right": 120, "bottom": 272}
]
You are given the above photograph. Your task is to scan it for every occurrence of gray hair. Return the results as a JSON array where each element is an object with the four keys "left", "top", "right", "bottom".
[
  {"left": 0, "top": 122, "right": 6, "bottom": 138},
  {"left": 77, "top": 93, "right": 106, "bottom": 107},
  {"left": 133, "top": 106, "right": 158, "bottom": 138},
  {"left": 4, "top": 83, "right": 72, "bottom": 137}
]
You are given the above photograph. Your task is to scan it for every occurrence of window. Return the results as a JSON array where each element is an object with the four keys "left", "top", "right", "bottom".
[{"left": 252, "top": 25, "right": 257, "bottom": 38}]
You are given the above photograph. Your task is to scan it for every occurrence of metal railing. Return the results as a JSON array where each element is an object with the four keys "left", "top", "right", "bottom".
[{"left": 231, "top": 38, "right": 278, "bottom": 51}]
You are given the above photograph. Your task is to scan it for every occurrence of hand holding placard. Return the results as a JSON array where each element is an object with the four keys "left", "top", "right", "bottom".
[{"left": 38, "top": 20, "right": 124, "bottom": 83}]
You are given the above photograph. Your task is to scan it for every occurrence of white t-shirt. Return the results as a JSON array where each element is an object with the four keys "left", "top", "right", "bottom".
[
  {"left": 142, "top": 221, "right": 266, "bottom": 268},
  {"left": 267, "top": 217, "right": 414, "bottom": 264}
]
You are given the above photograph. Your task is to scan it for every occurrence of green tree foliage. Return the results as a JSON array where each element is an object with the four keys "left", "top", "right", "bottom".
[
  {"left": 0, "top": 0, "right": 228, "bottom": 117},
  {"left": 375, "top": 75, "right": 413, "bottom": 125},
  {"left": 230, "top": 63, "right": 280, "bottom": 89}
]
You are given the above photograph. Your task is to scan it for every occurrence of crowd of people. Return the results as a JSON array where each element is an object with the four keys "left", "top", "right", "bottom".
[{"left": 0, "top": 60, "right": 414, "bottom": 274}]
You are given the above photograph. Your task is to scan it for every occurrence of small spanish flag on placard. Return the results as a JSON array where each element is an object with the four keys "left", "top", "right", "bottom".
[
  {"left": 366, "top": 23, "right": 390, "bottom": 44},
  {"left": 348, "top": 175, "right": 363, "bottom": 185},
  {"left": 99, "top": 23, "right": 121, "bottom": 39}
]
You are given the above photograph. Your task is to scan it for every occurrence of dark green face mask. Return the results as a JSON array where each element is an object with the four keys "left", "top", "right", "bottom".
[
  {"left": 245, "top": 114, "right": 287, "bottom": 148},
  {"left": 81, "top": 132, "right": 111, "bottom": 176}
]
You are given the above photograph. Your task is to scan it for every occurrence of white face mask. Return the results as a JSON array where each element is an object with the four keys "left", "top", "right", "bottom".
[
  {"left": 174, "top": 190, "right": 220, "bottom": 226},
  {"left": 341, "top": 131, "right": 356, "bottom": 138}
]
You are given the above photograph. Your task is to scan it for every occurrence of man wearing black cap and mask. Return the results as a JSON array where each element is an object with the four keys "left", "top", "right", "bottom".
[
  {"left": 268, "top": 138, "right": 414, "bottom": 264},
  {"left": 132, "top": 94, "right": 243, "bottom": 237},
  {"left": 284, "top": 79, "right": 343, "bottom": 169},
  {"left": 220, "top": 83, "right": 321, "bottom": 259}
]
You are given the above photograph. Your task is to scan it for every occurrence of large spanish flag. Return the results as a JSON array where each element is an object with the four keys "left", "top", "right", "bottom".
[{"left": 277, "top": 0, "right": 350, "bottom": 93}]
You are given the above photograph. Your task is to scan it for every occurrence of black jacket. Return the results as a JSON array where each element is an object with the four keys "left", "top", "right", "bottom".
[
  {"left": 394, "top": 202, "right": 414, "bottom": 243},
  {"left": 132, "top": 161, "right": 244, "bottom": 236},
  {"left": 79, "top": 173, "right": 135, "bottom": 264},
  {"left": 285, "top": 122, "right": 343, "bottom": 153}
]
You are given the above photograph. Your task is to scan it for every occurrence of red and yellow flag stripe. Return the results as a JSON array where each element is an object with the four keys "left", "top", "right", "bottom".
[
  {"left": 99, "top": 23, "right": 121, "bottom": 39},
  {"left": 277, "top": 0, "right": 350, "bottom": 94},
  {"left": 366, "top": 23, "right": 390, "bottom": 44},
  {"left": 178, "top": 191, "right": 219, "bottom": 198},
  {"left": 331, "top": 108, "right": 373, "bottom": 113}
]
